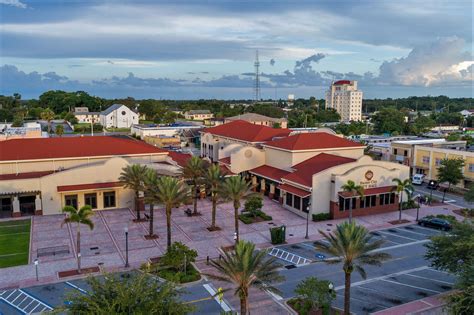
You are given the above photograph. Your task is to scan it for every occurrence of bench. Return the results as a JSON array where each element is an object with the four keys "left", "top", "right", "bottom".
[{"left": 37, "top": 245, "right": 70, "bottom": 257}]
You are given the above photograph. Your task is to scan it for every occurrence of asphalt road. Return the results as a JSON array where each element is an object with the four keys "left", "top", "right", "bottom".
[
  {"left": 412, "top": 184, "right": 468, "bottom": 208},
  {"left": 269, "top": 224, "right": 456, "bottom": 315}
]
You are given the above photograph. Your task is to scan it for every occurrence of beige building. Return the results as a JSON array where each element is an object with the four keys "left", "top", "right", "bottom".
[
  {"left": 0, "top": 122, "right": 43, "bottom": 141},
  {"left": 325, "top": 80, "right": 363, "bottom": 122},
  {"left": 73, "top": 107, "right": 100, "bottom": 124},
  {"left": 202, "top": 120, "right": 409, "bottom": 219},
  {"left": 0, "top": 136, "right": 190, "bottom": 218},
  {"left": 184, "top": 110, "right": 214, "bottom": 120},
  {"left": 224, "top": 113, "right": 288, "bottom": 128}
]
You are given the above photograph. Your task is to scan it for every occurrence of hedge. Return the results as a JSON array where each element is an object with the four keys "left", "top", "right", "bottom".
[{"left": 312, "top": 213, "right": 331, "bottom": 222}]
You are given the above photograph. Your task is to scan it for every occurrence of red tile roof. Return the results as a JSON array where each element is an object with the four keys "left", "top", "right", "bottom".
[
  {"left": 0, "top": 136, "right": 166, "bottom": 162},
  {"left": 339, "top": 185, "right": 396, "bottom": 197},
  {"left": 334, "top": 80, "right": 351, "bottom": 85},
  {"left": 0, "top": 171, "right": 55, "bottom": 181},
  {"left": 220, "top": 164, "right": 235, "bottom": 176},
  {"left": 219, "top": 157, "right": 231, "bottom": 165},
  {"left": 283, "top": 153, "right": 356, "bottom": 187},
  {"left": 249, "top": 165, "right": 290, "bottom": 183},
  {"left": 264, "top": 132, "right": 363, "bottom": 151},
  {"left": 203, "top": 120, "right": 291, "bottom": 142},
  {"left": 57, "top": 181, "right": 123, "bottom": 192},
  {"left": 278, "top": 184, "right": 311, "bottom": 197},
  {"left": 166, "top": 151, "right": 192, "bottom": 167}
]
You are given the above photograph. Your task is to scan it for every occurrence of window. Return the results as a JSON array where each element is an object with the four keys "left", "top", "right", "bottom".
[
  {"left": 302, "top": 197, "right": 310, "bottom": 213},
  {"left": 286, "top": 193, "right": 293, "bottom": 207},
  {"left": 360, "top": 197, "right": 366, "bottom": 208},
  {"left": 339, "top": 196, "right": 344, "bottom": 211},
  {"left": 65, "top": 195, "right": 78, "bottom": 209},
  {"left": 294, "top": 195, "right": 301, "bottom": 210},
  {"left": 390, "top": 193, "right": 396, "bottom": 204},
  {"left": 422, "top": 156, "right": 430, "bottom": 164},
  {"left": 84, "top": 193, "right": 97, "bottom": 209},
  {"left": 345, "top": 198, "right": 351, "bottom": 211},
  {"left": 469, "top": 164, "right": 474, "bottom": 172},
  {"left": 103, "top": 192, "right": 116, "bottom": 208},
  {"left": 394, "top": 149, "right": 398, "bottom": 155},
  {"left": 404, "top": 150, "right": 408, "bottom": 157},
  {"left": 364, "top": 195, "right": 376, "bottom": 207},
  {"left": 435, "top": 158, "right": 441, "bottom": 166},
  {"left": 121, "top": 111, "right": 126, "bottom": 115}
]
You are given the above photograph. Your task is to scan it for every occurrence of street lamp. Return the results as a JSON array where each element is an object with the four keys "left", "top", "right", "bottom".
[
  {"left": 124, "top": 226, "right": 129, "bottom": 268},
  {"left": 328, "top": 282, "right": 334, "bottom": 291},
  {"left": 233, "top": 232, "right": 238, "bottom": 244},
  {"left": 305, "top": 201, "right": 311, "bottom": 239},
  {"left": 34, "top": 258, "right": 39, "bottom": 281},
  {"left": 429, "top": 181, "right": 435, "bottom": 205},
  {"left": 415, "top": 194, "right": 421, "bottom": 221}
]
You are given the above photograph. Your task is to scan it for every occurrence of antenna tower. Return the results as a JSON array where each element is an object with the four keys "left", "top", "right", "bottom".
[{"left": 254, "top": 50, "right": 261, "bottom": 101}]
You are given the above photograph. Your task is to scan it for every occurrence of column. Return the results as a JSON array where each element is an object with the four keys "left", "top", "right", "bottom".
[
  {"left": 35, "top": 194, "right": 43, "bottom": 215},
  {"left": 12, "top": 196, "right": 21, "bottom": 218},
  {"left": 260, "top": 178, "right": 266, "bottom": 194},
  {"left": 269, "top": 184, "right": 275, "bottom": 199},
  {"left": 251, "top": 176, "right": 257, "bottom": 192}
]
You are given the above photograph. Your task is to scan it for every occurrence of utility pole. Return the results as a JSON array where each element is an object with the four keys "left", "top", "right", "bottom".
[{"left": 254, "top": 50, "right": 261, "bottom": 102}]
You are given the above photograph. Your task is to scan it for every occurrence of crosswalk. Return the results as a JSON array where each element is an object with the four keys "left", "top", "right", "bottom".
[
  {"left": 268, "top": 247, "right": 311, "bottom": 266},
  {"left": 0, "top": 289, "right": 52, "bottom": 314}
]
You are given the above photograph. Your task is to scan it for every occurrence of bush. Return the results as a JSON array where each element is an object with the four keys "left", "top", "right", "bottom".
[
  {"left": 157, "top": 264, "right": 201, "bottom": 283},
  {"left": 244, "top": 196, "right": 263, "bottom": 218},
  {"left": 239, "top": 210, "right": 272, "bottom": 224},
  {"left": 238, "top": 214, "right": 253, "bottom": 224},
  {"left": 294, "top": 276, "right": 336, "bottom": 313},
  {"left": 312, "top": 213, "right": 331, "bottom": 222},
  {"left": 402, "top": 199, "right": 418, "bottom": 210},
  {"left": 160, "top": 242, "right": 198, "bottom": 272},
  {"left": 426, "top": 214, "right": 457, "bottom": 224},
  {"left": 460, "top": 208, "right": 474, "bottom": 217},
  {"left": 74, "top": 123, "right": 103, "bottom": 133}
]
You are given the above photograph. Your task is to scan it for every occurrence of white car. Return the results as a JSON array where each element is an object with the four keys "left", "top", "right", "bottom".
[{"left": 412, "top": 174, "right": 425, "bottom": 185}]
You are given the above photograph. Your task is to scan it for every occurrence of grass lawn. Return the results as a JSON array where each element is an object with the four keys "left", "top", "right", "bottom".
[{"left": 0, "top": 219, "right": 31, "bottom": 268}]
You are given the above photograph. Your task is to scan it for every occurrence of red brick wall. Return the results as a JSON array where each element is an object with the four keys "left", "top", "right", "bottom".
[{"left": 329, "top": 195, "right": 399, "bottom": 219}]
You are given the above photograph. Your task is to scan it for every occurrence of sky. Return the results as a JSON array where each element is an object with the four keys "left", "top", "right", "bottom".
[{"left": 0, "top": 0, "right": 473, "bottom": 100}]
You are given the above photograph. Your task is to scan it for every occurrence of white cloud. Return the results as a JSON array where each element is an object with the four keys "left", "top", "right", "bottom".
[{"left": 0, "top": 0, "right": 26, "bottom": 8}]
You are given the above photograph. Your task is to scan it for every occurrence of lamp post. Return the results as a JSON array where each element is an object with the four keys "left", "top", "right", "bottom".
[
  {"left": 305, "top": 201, "right": 311, "bottom": 239},
  {"left": 34, "top": 258, "right": 39, "bottom": 281},
  {"left": 124, "top": 226, "right": 129, "bottom": 268},
  {"left": 429, "top": 181, "right": 435, "bottom": 205},
  {"left": 415, "top": 194, "right": 421, "bottom": 222},
  {"left": 328, "top": 282, "right": 334, "bottom": 292}
]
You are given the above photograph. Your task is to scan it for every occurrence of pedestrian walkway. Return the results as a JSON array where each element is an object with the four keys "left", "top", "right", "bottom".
[{"left": 0, "top": 289, "right": 52, "bottom": 314}]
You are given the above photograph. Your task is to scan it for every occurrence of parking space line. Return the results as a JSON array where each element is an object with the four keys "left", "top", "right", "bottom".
[
  {"left": 377, "top": 230, "right": 418, "bottom": 241},
  {"left": 370, "top": 239, "right": 430, "bottom": 253},
  {"left": 395, "top": 227, "right": 430, "bottom": 237},
  {"left": 65, "top": 281, "right": 89, "bottom": 294},
  {"left": 405, "top": 273, "right": 454, "bottom": 285},
  {"left": 381, "top": 279, "right": 441, "bottom": 293},
  {"left": 412, "top": 225, "right": 443, "bottom": 233}
]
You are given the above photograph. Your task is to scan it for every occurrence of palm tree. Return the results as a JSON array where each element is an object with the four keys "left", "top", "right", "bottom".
[
  {"left": 55, "top": 124, "right": 64, "bottom": 137},
  {"left": 120, "top": 164, "right": 149, "bottom": 222},
  {"left": 205, "top": 241, "right": 284, "bottom": 315},
  {"left": 219, "top": 175, "right": 253, "bottom": 244},
  {"left": 143, "top": 169, "right": 159, "bottom": 239},
  {"left": 154, "top": 176, "right": 189, "bottom": 248},
  {"left": 40, "top": 108, "right": 55, "bottom": 134},
  {"left": 205, "top": 164, "right": 225, "bottom": 231},
  {"left": 340, "top": 180, "right": 365, "bottom": 223},
  {"left": 392, "top": 178, "right": 414, "bottom": 221},
  {"left": 315, "top": 222, "right": 391, "bottom": 315},
  {"left": 182, "top": 156, "right": 206, "bottom": 215},
  {"left": 61, "top": 205, "right": 94, "bottom": 273}
]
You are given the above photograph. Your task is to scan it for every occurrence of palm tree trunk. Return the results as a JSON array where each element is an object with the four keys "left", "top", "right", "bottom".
[
  {"left": 399, "top": 194, "right": 403, "bottom": 221},
  {"left": 166, "top": 207, "right": 172, "bottom": 249},
  {"left": 193, "top": 184, "right": 198, "bottom": 215},
  {"left": 77, "top": 224, "right": 81, "bottom": 273},
  {"left": 135, "top": 191, "right": 141, "bottom": 220},
  {"left": 240, "top": 290, "right": 248, "bottom": 315},
  {"left": 344, "top": 272, "right": 351, "bottom": 315},
  {"left": 234, "top": 203, "right": 239, "bottom": 244},
  {"left": 211, "top": 193, "right": 217, "bottom": 229},
  {"left": 149, "top": 204, "right": 154, "bottom": 237},
  {"left": 349, "top": 201, "right": 353, "bottom": 223}
]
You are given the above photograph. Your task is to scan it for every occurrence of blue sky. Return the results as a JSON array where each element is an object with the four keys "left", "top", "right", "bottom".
[{"left": 0, "top": 0, "right": 472, "bottom": 99}]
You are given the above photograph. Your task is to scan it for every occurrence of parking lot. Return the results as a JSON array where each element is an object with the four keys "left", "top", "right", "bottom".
[{"left": 272, "top": 224, "right": 456, "bottom": 315}]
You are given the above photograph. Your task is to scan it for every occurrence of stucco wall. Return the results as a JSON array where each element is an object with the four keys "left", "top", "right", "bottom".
[{"left": 230, "top": 146, "right": 265, "bottom": 174}]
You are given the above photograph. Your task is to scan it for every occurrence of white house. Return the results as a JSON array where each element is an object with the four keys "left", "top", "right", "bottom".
[
  {"left": 73, "top": 107, "right": 100, "bottom": 124},
  {"left": 100, "top": 104, "right": 139, "bottom": 129},
  {"left": 460, "top": 109, "right": 474, "bottom": 118}
]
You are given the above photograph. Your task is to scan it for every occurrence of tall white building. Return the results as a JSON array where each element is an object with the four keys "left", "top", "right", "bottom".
[{"left": 325, "top": 80, "right": 363, "bottom": 122}]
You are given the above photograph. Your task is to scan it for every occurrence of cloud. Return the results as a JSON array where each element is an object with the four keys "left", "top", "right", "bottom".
[
  {"left": 270, "top": 59, "right": 275, "bottom": 66},
  {"left": 0, "top": 0, "right": 26, "bottom": 8}
]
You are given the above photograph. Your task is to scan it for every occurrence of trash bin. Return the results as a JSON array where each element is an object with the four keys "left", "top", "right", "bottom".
[{"left": 270, "top": 225, "right": 286, "bottom": 244}]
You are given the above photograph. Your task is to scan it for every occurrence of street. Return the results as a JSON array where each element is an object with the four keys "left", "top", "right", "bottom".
[{"left": 413, "top": 184, "right": 468, "bottom": 209}]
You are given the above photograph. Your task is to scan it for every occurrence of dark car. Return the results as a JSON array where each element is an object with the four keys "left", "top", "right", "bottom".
[
  {"left": 418, "top": 217, "right": 452, "bottom": 231},
  {"left": 427, "top": 180, "right": 439, "bottom": 190}
]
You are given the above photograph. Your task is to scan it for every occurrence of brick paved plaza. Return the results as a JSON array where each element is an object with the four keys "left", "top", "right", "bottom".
[{"left": 0, "top": 197, "right": 463, "bottom": 290}]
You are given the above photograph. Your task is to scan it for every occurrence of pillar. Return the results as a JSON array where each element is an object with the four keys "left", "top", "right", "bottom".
[
  {"left": 251, "top": 176, "right": 257, "bottom": 192},
  {"left": 35, "top": 194, "right": 43, "bottom": 215},
  {"left": 260, "top": 178, "right": 266, "bottom": 193},
  {"left": 12, "top": 196, "right": 21, "bottom": 218},
  {"left": 269, "top": 184, "right": 275, "bottom": 199}
]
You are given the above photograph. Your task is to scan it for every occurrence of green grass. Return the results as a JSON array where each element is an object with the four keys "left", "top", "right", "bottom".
[{"left": 0, "top": 219, "right": 31, "bottom": 268}]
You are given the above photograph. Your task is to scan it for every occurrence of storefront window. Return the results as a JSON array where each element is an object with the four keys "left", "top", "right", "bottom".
[
  {"left": 65, "top": 195, "right": 78, "bottom": 209},
  {"left": 294, "top": 195, "right": 301, "bottom": 211},
  {"left": 339, "top": 196, "right": 344, "bottom": 211},
  {"left": 302, "top": 197, "right": 310, "bottom": 213},
  {"left": 390, "top": 193, "right": 396, "bottom": 204},
  {"left": 85, "top": 193, "right": 97, "bottom": 209},
  {"left": 104, "top": 191, "right": 116, "bottom": 208},
  {"left": 286, "top": 193, "right": 293, "bottom": 207}
]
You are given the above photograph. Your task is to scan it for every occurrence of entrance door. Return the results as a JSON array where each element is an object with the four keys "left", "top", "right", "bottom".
[
  {"left": 0, "top": 197, "right": 12, "bottom": 218},
  {"left": 19, "top": 195, "right": 36, "bottom": 215},
  {"left": 65, "top": 194, "right": 78, "bottom": 209},
  {"left": 274, "top": 188, "right": 280, "bottom": 201}
]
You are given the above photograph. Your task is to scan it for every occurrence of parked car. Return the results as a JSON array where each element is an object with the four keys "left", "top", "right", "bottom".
[
  {"left": 418, "top": 217, "right": 452, "bottom": 231},
  {"left": 412, "top": 174, "right": 425, "bottom": 185},
  {"left": 426, "top": 180, "right": 439, "bottom": 190}
]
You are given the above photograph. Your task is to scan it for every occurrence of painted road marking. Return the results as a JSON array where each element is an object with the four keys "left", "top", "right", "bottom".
[
  {"left": 405, "top": 273, "right": 454, "bottom": 285},
  {"left": 370, "top": 239, "right": 430, "bottom": 253},
  {"left": 268, "top": 247, "right": 310, "bottom": 266},
  {"left": 395, "top": 227, "right": 432, "bottom": 237},
  {"left": 0, "top": 289, "right": 53, "bottom": 314},
  {"left": 203, "top": 283, "right": 232, "bottom": 312},
  {"left": 377, "top": 230, "right": 418, "bottom": 241},
  {"left": 65, "top": 281, "right": 89, "bottom": 294},
  {"left": 380, "top": 279, "right": 441, "bottom": 294}
]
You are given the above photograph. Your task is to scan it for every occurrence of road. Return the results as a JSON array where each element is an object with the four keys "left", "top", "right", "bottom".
[
  {"left": 269, "top": 224, "right": 456, "bottom": 314},
  {"left": 413, "top": 184, "right": 468, "bottom": 208}
]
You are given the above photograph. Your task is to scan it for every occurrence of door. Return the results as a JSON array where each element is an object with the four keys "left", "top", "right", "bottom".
[
  {"left": 65, "top": 194, "right": 78, "bottom": 210},
  {"left": 19, "top": 195, "right": 36, "bottom": 215}
]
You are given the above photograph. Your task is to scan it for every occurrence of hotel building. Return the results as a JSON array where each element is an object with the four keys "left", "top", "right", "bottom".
[
  {"left": 201, "top": 120, "right": 409, "bottom": 219},
  {"left": 325, "top": 80, "right": 363, "bottom": 122}
]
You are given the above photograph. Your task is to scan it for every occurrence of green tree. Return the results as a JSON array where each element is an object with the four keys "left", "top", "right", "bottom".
[
  {"left": 464, "top": 184, "right": 474, "bottom": 206},
  {"left": 340, "top": 180, "right": 365, "bottom": 223},
  {"left": 244, "top": 195, "right": 263, "bottom": 218},
  {"left": 119, "top": 164, "right": 149, "bottom": 221},
  {"left": 182, "top": 156, "right": 206, "bottom": 215},
  {"left": 372, "top": 107, "right": 406, "bottom": 134},
  {"left": 437, "top": 158, "right": 465, "bottom": 202},
  {"left": 205, "top": 241, "right": 284, "bottom": 315},
  {"left": 154, "top": 176, "right": 189, "bottom": 248},
  {"left": 61, "top": 205, "right": 94, "bottom": 273},
  {"left": 143, "top": 169, "right": 159, "bottom": 238},
  {"left": 204, "top": 164, "right": 225, "bottom": 230},
  {"left": 40, "top": 108, "right": 55, "bottom": 134},
  {"left": 55, "top": 124, "right": 64, "bottom": 137},
  {"left": 412, "top": 115, "right": 436, "bottom": 134},
  {"left": 219, "top": 176, "right": 253, "bottom": 244},
  {"left": 160, "top": 242, "right": 198, "bottom": 272},
  {"left": 392, "top": 178, "right": 414, "bottom": 221},
  {"left": 60, "top": 272, "right": 193, "bottom": 314},
  {"left": 315, "top": 222, "right": 391, "bottom": 315},
  {"left": 294, "top": 277, "right": 336, "bottom": 314},
  {"left": 11, "top": 116, "right": 23, "bottom": 127}
]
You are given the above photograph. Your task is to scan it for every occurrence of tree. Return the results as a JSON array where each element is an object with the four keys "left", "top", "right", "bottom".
[
  {"left": 244, "top": 195, "right": 263, "bottom": 218},
  {"left": 294, "top": 277, "right": 336, "bottom": 313},
  {"left": 219, "top": 176, "right": 253, "bottom": 244},
  {"left": 55, "top": 124, "right": 64, "bottom": 137},
  {"left": 204, "top": 164, "right": 225, "bottom": 230},
  {"left": 437, "top": 158, "right": 465, "bottom": 202},
  {"left": 372, "top": 107, "right": 406, "bottom": 134},
  {"left": 464, "top": 184, "right": 474, "bottom": 206},
  {"left": 154, "top": 176, "right": 189, "bottom": 248},
  {"left": 182, "top": 156, "right": 206, "bottom": 215},
  {"left": 160, "top": 242, "right": 198, "bottom": 272},
  {"left": 392, "top": 178, "right": 414, "bottom": 221},
  {"left": 40, "top": 108, "right": 55, "bottom": 134},
  {"left": 340, "top": 180, "right": 365, "bottom": 223},
  {"left": 205, "top": 241, "right": 284, "bottom": 315},
  {"left": 143, "top": 169, "right": 159, "bottom": 239},
  {"left": 119, "top": 164, "right": 149, "bottom": 222},
  {"left": 315, "top": 222, "right": 391, "bottom": 315},
  {"left": 412, "top": 116, "right": 436, "bottom": 134},
  {"left": 61, "top": 205, "right": 94, "bottom": 273},
  {"left": 11, "top": 116, "right": 23, "bottom": 127},
  {"left": 60, "top": 272, "right": 193, "bottom": 314}
]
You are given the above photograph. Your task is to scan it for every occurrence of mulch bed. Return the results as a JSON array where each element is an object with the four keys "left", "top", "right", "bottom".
[
  {"left": 388, "top": 219, "right": 411, "bottom": 225},
  {"left": 144, "top": 234, "right": 159, "bottom": 240},
  {"left": 149, "top": 257, "right": 161, "bottom": 264},
  {"left": 206, "top": 226, "right": 222, "bottom": 232},
  {"left": 453, "top": 209, "right": 473, "bottom": 218},
  {"left": 58, "top": 266, "right": 100, "bottom": 278},
  {"left": 221, "top": 245, "right": 235, "bottom": 252}
]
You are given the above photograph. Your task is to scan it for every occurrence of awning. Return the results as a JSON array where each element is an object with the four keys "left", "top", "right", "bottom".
[
  {"left": 57, "top": 182, "right": 123, "bottom": 192},
  {"left": 278, "top": 184, "right": 311, "bottom": 198},
  {"left": 338, "top": 185, "right": 396, "bottom": 198},
  {"left": 249, "top": 165, "right": 290, "bottom": 183}
]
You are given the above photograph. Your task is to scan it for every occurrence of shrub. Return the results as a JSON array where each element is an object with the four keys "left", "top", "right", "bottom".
[
  {"left": 74, "top": 123, "right": 103, "bottom": 133},
  {"left": 402, "top": 199, "right": 418, "bottom": 210},
  {"left": 426, "top": 214, "right": 457, "bottom": 224},
  {"left": 293, "top": 277, "right": 336, "bottom": 314},
  {"left": 238, "top": 214, "right": 253, "bottom": 224},
  {"left": 244, "top": 196, "right": 263, "bottom": 218},
  {"left": 312, "top": 213, "right": 331, "bottom": 222},
  {"left": 160, "top": 242, "right": 197, "bottom": 272},
  {"left": 239, "top": 210, "right": 272, "bottom": 224},
  {"left": 460, "top": 208, "right": 474, "bottom": 217}
]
